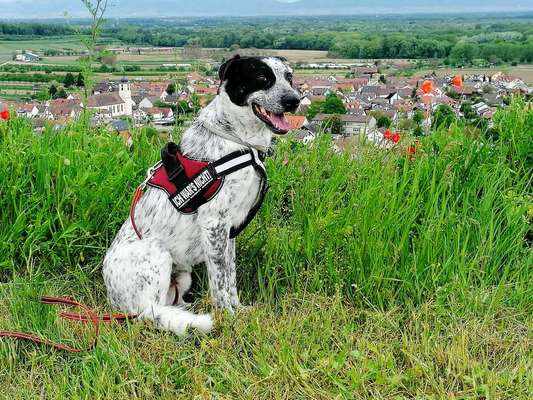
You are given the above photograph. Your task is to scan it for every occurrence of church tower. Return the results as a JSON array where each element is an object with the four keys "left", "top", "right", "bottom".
[{"left": 118, "top": 78, "right": 133, "bottom": 116}]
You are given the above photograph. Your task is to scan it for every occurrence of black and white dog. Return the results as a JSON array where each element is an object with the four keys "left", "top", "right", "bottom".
[{"left": 103, "top": 56, "right": 300, "bottom": 335}]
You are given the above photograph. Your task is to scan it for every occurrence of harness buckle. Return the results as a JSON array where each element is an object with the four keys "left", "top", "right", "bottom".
[{"left": 140, "top": 162, "right": 161, "bottom": 191}]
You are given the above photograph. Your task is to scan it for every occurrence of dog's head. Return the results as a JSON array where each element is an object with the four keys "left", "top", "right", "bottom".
[{"left": 218, "top": 55, "right": 300, "bottom": 135}]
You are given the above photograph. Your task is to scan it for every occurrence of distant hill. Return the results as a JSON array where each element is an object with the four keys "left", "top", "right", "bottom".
[{"left": 1, "top": 0, "right": 532, "bottom": 19}]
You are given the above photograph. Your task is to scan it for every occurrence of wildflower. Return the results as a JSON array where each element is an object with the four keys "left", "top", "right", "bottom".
[
  {"left": 392, "top": 132, "right": 401, "bottom": 143},
  {"left": 422, "top": 80, "right": 433, "bottom": 94},
  {"left": 406, "top": 145, "right": 417, "bottom": 159},
  {"left": 452, "top": 75, "right": 463, "bottom": 88},
  {"left": 0, "top": 110, "right": 9, "bottom": 121},
  {"left": 383, "top": 129, "right": 393, "bottom": 140}
]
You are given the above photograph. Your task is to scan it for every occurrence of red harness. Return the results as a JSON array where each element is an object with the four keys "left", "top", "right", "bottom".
[
  {"left": 148, "top": 153, "right": 223, "bottom": 214},
  {"left": 131, "top": 142, "right": 268, "bottom": 240}
]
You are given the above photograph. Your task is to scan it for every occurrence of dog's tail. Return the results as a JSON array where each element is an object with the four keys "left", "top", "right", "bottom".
[{"left": 139, "top": 304, "right": 213, "bottom": 335}]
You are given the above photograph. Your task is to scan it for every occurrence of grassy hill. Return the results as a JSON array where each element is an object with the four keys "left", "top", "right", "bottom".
[{"left": 0, "top": 101, "right": 531, "bottom": 398}]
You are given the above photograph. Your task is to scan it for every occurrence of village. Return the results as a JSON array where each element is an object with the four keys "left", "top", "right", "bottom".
[{"left": 0, "top": 60, "right": 531, "bottom": 150}]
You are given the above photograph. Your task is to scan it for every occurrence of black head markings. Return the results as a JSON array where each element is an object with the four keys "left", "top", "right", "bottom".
[{"left": 219, "top": 55, "right": 276, "bottom": 106}]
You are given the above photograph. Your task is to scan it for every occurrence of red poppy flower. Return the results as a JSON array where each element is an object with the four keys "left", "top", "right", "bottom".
[
  {"left": 422, "top": 80, "right": 433, "bottom": 94},
  {"left": 383, "top": 129, "right": 393, "bottom": 140},
  {"left": 406, "top": 146, "right": 416, "bottom": 156},
  {"left": 0, "top": 110, "right": 9, "bottom": 121},
  {"left": 452, "top": 75, "right": 463, "bottom": 88},
  {"left": 392, "top": 133, "right": 401, "bottom": 143}
]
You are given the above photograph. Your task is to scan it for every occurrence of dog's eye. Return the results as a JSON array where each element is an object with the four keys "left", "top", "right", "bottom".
[{"left": 257, "top": 75, "right": 268, "bottom": 82}]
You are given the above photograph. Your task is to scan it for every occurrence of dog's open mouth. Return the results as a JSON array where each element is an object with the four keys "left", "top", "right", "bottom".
[{"left": 252, "top": 103, "right": 291, "bottom": 135}]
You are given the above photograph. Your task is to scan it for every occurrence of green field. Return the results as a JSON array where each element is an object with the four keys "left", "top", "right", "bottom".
[
  {"left": 0, "top": 36, "right": 123, "bottom": 64},
  {"left": 0, "top": 100, "right": 531, "bottom": 398}
]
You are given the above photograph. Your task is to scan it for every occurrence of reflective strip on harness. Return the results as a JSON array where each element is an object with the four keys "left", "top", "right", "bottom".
[{"left": 214, "top": 153, "right": 252, "bottom": 174}]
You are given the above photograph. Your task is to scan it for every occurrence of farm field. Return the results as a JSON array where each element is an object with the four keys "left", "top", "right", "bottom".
[{"left": 0, "top": 36, "right": 122, "bottom": 63}]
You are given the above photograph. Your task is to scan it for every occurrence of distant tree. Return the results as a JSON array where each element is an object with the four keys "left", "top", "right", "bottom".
[
  {"left": 64, "top": 72, "right": 76, "bottom": 88},
  {"left": 166, "top": 83, "right": 177, "bottom": 95},
  {"left": 54, "top": 87, "right": 68, "bottom": 99},
  {"left": 376, "top": 115, "right": 392, "bottom": 129},
  {"left": 449, "top": 42, "right": 477, "bottom": 65},
  {"left": 76, "top": 72, "right": 85, "bottom": 87},
  {"left": 48, "top": 84, "right": 57, "bottom": 99},
  {"left": 33, "top": 87, "right": 50, "bottom": 101},
  {"left": 379, "top": 74, "right": 387, "bottom": 84},
  {"left": 322, "top": 93, "right": 346, "bottom": 115},
  {"left": 324, "top": 115, "right": 343, "bottom": 135},
  {"left": 432, "top": 104, "right": 456, "bottom": 128},
  {"left": 99, "top": 52, "right": 117, "bottom": 67},
  {"left": 307, "top": 101, "right": 325, "bottom": 120}
]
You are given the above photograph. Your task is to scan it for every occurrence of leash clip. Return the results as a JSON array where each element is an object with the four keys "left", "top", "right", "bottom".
[{"left": 139, "top": 162, "right": 161, "bottom": 191}]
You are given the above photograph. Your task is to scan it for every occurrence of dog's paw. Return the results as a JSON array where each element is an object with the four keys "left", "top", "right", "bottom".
[{"left": 189, "top": 314, "right": 214, "bottom": 334}]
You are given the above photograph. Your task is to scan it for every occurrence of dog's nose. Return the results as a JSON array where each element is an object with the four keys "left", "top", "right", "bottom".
[{"left": 281, "top": 94, "right": 300, "bottom": 112}]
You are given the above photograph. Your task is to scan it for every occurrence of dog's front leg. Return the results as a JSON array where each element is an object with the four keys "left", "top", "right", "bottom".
[
  {"left": 227, "top": 238, "right": 240, "bottom": 308},
  {"left": 201, "top": 220, "right": 236, "bottom": 313}
]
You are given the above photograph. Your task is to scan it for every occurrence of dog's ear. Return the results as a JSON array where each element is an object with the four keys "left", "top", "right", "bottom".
[{"left": 219, "top": 54, "right": 241, "bottom": 82}]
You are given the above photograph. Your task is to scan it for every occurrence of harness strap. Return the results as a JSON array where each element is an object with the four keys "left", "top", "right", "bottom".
[{"left": 230, "top": 149, "right": 269, "bottom": 238}]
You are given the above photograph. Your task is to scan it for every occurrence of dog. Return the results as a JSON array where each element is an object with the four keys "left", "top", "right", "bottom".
[{"left": 102, "top": 56, "right": 300, "bottom": 335}]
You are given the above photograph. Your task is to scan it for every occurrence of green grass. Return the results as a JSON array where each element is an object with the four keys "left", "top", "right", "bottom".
[{"left": 0, "top": 102, "right": 532, "bottom": 398}]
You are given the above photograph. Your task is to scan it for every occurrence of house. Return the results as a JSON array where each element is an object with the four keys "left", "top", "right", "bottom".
[
  {"left": 352, "top": 66, "right": 379, "bottom": 78},
  {"left": 88, "top": 79, "right": 132, "bottom": 117},
  {"left": 472, "top": 102, "right": 490, "bottom": 116},
  {"left": 285, "top": 115, "right": 308, "bottom": 131},
  {"left": 110, "top": 119, "right": 132, "bottom": 147},
  {"left": 297, "top": 96, "right": 312, "bottom": 114},
  {"left": 310, "top": 86, "right": 331, "bottom": 96},
  {"left": 15, "top": 51, "right": 40, "bottom": 62},
  {"left": 93, "top": 80, "right": 114, "bottom": 94},
  {"left": 48, "top": 99, "right": 83, "bottom": 121},
  {"left": 16, "top": 103, "right": 40, "bottom": 118},
  {"left": 312, "top": 114, "right": 377, "bottom": 137},
  {"left": 135, "top": 95, "right": 160, "bottom": 109},
  {"left": 142, "top": 107, "right": 174, "bottom": 124},
  {"left": 294, "top": 128, "right": 315, "bottom": 144},
  {"left": 88, "top": 93, "right": 128, "bottom": 117},
  {"left": 193, "top": 85, "right": 218, "bottom": 96}
]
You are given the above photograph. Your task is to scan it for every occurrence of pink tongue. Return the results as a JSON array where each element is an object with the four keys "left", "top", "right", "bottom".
[{"left": 269, "top": 113, "right": 291, "bottom": 131}]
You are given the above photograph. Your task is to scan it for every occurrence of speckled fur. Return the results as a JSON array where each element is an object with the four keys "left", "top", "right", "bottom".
[{"left": 102, "top": 58, "right": 299, "bottom": 335}]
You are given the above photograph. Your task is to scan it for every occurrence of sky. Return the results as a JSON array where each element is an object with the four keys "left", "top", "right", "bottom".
[{"left": 0, "top": 0, "right": 531, "bottom": 19}]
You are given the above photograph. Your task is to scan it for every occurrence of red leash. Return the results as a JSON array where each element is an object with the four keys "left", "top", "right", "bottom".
[
  {"left": 130, "top": 185, "right": 144, "bottom": 240},
  {"left": 130, "top": 162, "right": 161, "bottom": 241},
  {"left": 0, "top": 296, "right": 137, "bottom": 353}
]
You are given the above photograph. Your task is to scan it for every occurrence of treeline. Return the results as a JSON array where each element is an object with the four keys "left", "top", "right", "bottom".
[
  {"left": 2, "top": 16, "right": 533, "bottom": 64},
  {"left": 0, "top": 22, "right": 76, "bottom": 36},
  {"left": 331, "top": 35, "right": 533, "bottom": 63},
  {"left": 0, "top": 73, "right": 67, "bottom": 83},
  {"left": 0, "top": 64, "right": 142, "bottom": 74}
]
